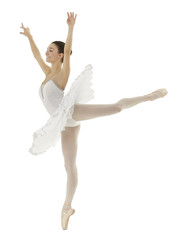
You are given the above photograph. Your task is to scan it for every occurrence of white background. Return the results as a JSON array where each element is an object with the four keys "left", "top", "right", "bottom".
[{"left": 0, "top": 0, "right": 174, "bottom": 239}]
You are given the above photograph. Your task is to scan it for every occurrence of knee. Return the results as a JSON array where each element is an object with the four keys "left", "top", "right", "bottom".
[
  {"left": 115, "top": 103, "right": 122, "bottom": 112},
  {"left": 64, "top": 162, "right": 77, "bottom": 174},
  {"left": 64, "top": 163, "right": 78, "bottom": 183}
]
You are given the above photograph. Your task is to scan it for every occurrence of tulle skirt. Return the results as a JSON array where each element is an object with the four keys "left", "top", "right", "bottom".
[{"left": 29, "top": 64, "right": 94, "bottom": 155}]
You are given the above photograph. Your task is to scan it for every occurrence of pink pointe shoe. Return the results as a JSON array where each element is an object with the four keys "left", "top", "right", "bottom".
[
  {"left": 61, "top": 208, "right": 75, "bottom": 230},
  {"left": 147, "top": 88, "right": 168, "bottom": 101}
]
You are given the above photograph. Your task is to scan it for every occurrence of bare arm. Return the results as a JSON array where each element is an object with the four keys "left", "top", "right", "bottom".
[
  {"left": 63, "top": 13, "right": 77, "bottom": 78},
  {"left": 27, "top": 35, "right": 41, "bottom": 58},
  {"left": 64, "top": 25, "right": 74, "bottom": 53},
  {"left": 64, "top": 12, "right": 77, "bottom": 53},
  {"left": 20, "top": 23, "right": 50, "bottom": 75}
]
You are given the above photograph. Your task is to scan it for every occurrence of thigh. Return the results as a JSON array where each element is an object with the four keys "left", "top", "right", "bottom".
[{"left": 61, "top": 125, "right": 81, "bottom": 162}]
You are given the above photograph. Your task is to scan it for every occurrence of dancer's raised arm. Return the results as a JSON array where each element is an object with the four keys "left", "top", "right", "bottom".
[
  {"left": 20, "top": 23, "right": 50, "bottom": 75},
  {"left": 62, "top": 12, "right": 77, "bottom": 76}
]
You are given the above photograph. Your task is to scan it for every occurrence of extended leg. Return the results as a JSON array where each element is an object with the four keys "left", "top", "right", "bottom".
[
  {"left": 72, "top": 88, "right": 167, "bottom": 121},
  {"left": 61, "top": 125, "right": 80, "bottom": 230}
]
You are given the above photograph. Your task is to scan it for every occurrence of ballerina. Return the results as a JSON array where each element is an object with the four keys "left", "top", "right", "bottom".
[{"left": 20, "top": 12, "right": 167, "bottom": 230}]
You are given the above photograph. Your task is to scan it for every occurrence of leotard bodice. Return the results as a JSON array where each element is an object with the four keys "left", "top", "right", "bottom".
[{"left": 39, "top": 79, "right": 64, "bottom": 115}]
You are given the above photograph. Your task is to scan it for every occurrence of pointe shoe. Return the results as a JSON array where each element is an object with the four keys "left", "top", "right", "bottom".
[
  {"left": 61, "top": 208, "right": 75, "bottom": 230},
  {"left": 147, "top": 88, "right": 168, "bottom": 101}
]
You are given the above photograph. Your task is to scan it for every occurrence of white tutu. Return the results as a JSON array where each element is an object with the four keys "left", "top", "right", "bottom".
[{"left": 29, "top": 65, "right": 94, "bottom": 155}]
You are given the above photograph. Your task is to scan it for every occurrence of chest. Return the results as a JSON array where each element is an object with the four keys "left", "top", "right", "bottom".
[{"left": 42, "top": 71, "right": 67, "bottom": 90}]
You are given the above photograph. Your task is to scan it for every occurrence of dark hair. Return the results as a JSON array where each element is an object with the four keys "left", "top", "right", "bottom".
[{"left": 52, "top": 41, "right": 72, "bottom": 63}]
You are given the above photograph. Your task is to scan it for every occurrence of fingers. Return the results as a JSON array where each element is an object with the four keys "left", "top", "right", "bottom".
[
  {"left": 20, "top": 22, "right": 24, "bottom": 28},
  {"left": 20, "top": 23, "right": 25, "bottom": 30},
  {"left": 67, "top": 12, "right": 72, "bottom": 18},
  {"left": 67, "top": 12, "right": 77, "bottom": 19}
]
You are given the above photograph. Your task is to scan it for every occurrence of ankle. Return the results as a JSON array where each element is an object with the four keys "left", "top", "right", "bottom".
[{"left": 63, "top": 202, "right": 72, "bottom": 210}]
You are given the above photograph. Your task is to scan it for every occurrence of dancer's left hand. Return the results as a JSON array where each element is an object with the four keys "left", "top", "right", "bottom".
[{"left": 67, "top": 12, "right": 77, "bottom": 26}]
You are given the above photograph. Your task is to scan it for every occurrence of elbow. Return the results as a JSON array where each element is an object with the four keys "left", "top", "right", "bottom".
[
  {"left": 64, "top": 48, "right": 72, "bottom": 55},
  {"left": 64, "top": 44, "right": 72, "bottom": 55}
]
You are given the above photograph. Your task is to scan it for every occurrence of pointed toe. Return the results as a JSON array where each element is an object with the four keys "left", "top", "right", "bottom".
[{"left": 61, "top": 208, "right": 75, "bottom": 230}]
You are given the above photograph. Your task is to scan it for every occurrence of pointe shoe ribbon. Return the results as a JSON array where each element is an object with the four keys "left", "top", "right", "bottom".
[
  {"left": 147, "top": 88, "right": 168, "bottom": 101},
  {"left": 61, "top": 208, "right": 75, "bottom": 230}
]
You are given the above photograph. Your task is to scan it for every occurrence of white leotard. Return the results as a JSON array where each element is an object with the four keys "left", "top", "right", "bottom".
[
  {"left": 29, "top": 65, "right": 94, "bottom": 155},
  {"left": 39, "top": 79, "right": 80, "bottom": 127}
]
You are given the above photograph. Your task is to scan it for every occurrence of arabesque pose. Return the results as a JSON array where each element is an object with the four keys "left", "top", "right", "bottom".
[{"left": 20, "top": 12, "right": 167, "bottom": 230}]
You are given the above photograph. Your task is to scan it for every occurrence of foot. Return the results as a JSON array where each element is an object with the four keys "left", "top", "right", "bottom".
[
  {"left": 146, "top": 88, "right": 168, "bottom": 101},
  {"left": 61, "top": 207, "right": 75, "bottom": 230}
]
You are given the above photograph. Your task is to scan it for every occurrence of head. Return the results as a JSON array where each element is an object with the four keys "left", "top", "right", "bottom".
[{"left": 45, "top": 41, "right": 72, "bottom": 64}]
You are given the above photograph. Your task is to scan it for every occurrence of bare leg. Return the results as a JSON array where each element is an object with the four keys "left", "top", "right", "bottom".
[
  {"left": 72, "top": 88, "right": 167, "bottom": 121},
  {"left": 61, "top": 125, "right": 80, "bottom": 230}
]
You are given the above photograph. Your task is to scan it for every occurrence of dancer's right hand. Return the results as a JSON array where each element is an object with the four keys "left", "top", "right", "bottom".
[{"left": 20, "top": 23, "right": 32, "bottom": 38}]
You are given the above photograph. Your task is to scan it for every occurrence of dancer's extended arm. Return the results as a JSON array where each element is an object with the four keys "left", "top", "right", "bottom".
[
  {"left": 62, "top": 12, "right": 77, "bottom": 78},
  {"left": 20, "top": 23, "right": 50, "bottom": 75}
]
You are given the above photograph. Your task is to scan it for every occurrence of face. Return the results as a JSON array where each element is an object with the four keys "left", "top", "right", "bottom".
[{"left": 45, "top": 43, "right": 63, "bottom": 63}]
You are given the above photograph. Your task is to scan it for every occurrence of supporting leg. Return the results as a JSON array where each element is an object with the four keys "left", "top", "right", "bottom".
[
  {"left": 72, "top": 88, "right": 167, "bottom": 121},
  {"left": 61, "top": 125, "right": 80, "bottom": 230}
]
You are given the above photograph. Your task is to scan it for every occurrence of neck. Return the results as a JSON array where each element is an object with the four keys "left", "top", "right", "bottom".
[{"left": 51, "top": 61, "right": 62, "bottom": 73}]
